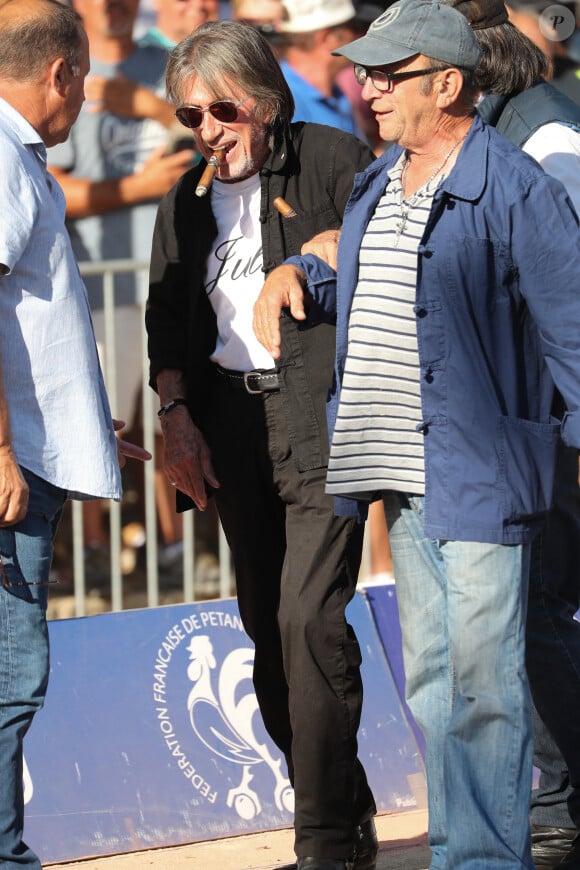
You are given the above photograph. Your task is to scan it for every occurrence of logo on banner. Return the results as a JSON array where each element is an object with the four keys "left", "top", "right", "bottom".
[
  {"left": 153, "top": 609, "right": 294, "bottom": 820},
  {"left": 22, "top": 756, "right": 33, "bottom": 805}
]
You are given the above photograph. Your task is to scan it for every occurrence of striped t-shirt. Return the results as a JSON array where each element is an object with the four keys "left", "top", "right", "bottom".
[{"left": 326, "top": 154, "right": 442, "bottom": 499}]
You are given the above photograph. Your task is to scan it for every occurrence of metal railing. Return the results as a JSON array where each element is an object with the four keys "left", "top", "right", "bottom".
[{"left": 50, "top": 259, "right": 233, "bottom": 619}]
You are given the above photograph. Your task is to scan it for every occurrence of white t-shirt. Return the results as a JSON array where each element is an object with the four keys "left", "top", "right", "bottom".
[
  {"left": 524, "top": 122, "right": 580, "bottom": 215},
  {"left": 205, "top": 174, "right": 275, "bottom": 371}
]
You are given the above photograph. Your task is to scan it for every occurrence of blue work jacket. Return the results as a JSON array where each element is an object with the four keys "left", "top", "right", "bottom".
[{"left": 289, "top": 115, "right": 580, "bottom": 543}]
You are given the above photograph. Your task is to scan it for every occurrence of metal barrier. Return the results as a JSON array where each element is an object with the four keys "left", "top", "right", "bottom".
[{"left": 51, "top": 259, "right": 233, "bottom": 620}]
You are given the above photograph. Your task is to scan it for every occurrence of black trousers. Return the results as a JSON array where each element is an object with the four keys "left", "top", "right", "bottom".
[
  {"left": 205, "top": 377, "right": 375, "bottom": 858},
  {"left": 527, "top": 444, "right": 580, "bottom": 829}
]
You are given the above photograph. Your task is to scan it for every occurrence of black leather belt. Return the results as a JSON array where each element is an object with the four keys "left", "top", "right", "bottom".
[{"left": 216, "top": 365, "right": 280, "bottom": 395}]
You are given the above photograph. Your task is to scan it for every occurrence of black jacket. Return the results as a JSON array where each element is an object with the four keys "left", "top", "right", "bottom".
[
  {"left": 146, "top": 121, "right": 374, "bottom": 492},
  {"left": 478, "top": 79, "right": 580, "bottom": 149}
]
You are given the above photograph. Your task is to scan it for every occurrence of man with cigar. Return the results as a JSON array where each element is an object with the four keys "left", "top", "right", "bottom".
[
  {"left": 145, "top": 19, "right": 377, "bottom": 870},
  {"left": 254, "top": 0, "right": 580, "bottom": 866}
]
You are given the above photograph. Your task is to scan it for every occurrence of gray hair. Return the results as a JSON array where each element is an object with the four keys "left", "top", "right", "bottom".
[
  {"left": 471, "top": 21, "right": 549, "bottom": 95},
  {"left": 166, "top": 20, "right": 295, "bottom": 129},
  {"left": 0, "top": 0, "right": 83, "bottom": 82}
]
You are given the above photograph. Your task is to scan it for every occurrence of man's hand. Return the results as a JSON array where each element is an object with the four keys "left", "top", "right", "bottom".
[
  {"left": 253, "top": 264, "right": 310, "bottom": 359},
  {"left": 113, "top": 420, "right": 152, "bottom": 469},
  {"left": 136, "top": 144, "right": 196, "bottom": 200},
  {"left": 301, "top": 229, "right": 341, "bottom": 271},
  {"left": 160, "top": 409, "right": 219, "bottom": 511},
  {"left": 0, "top": 347, "right": 27, "bottom": 525},
  {"left": 0, "top": 447, "right": 29, "bottom": 527},
  {"left": 85, "top": 76, "right": 175, "bottom": 128},
  {"left": 48, "top": 145, "right": 195, "bottom": 219}
]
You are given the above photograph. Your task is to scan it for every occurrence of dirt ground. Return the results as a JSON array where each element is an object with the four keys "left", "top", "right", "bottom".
[{"left": 47, "top": 809, "right": 429, "bottom": 870}]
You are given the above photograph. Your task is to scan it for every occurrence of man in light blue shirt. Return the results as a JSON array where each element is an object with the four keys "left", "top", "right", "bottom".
[
  {"left": 48, "top": 0, "right": 195, "bottom": 577},
  {"left": 0, "top": 2, "right": 148, "bottom": 866},
  {"left": 279, "top": 0, "right": 366, "bottom": 139}
]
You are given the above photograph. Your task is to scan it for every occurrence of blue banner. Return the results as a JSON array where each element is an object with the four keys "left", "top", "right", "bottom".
[
  {"left": 24, "top": 592, "right": 425, "bottom": 863},
  {"left": 363, "top": 583, "right": 426, "bottom": 758}
]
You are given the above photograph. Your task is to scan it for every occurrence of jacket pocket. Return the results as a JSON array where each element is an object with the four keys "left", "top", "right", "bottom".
[
  {"left": 496, "top": 415, "right": 560, "bottom": 522},
  {"left": 282, "top": 204, "right": 341, "bottom": 258}
]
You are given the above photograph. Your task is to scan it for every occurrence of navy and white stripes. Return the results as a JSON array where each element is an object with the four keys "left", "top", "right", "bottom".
[{"left": 327, "top": 156, "right": 442, "bottom": 498}]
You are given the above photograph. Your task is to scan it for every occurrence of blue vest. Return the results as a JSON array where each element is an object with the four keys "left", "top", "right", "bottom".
[{"left": 478, "top": 79, "right": 580, "bottom": 148}]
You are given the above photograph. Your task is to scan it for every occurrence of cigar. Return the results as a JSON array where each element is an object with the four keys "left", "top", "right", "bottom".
[
  {"left": 195, "top": 148, "right": 226, "bottom": 197},
  {"left": 273, "top": 196, "right": 298, "bottom": 218}
]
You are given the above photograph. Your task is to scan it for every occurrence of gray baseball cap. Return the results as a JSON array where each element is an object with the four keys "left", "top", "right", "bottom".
[{"left": 333, "top": 0, "right": 482, "bottom": 70}]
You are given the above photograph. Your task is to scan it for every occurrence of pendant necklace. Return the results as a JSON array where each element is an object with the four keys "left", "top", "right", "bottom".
[{"left": 395, "top": 134, "right": 466, "bottom": 244}]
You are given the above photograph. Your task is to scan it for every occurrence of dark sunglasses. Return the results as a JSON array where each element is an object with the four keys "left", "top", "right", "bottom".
[
  {"left": 175, "top": 96, "right": 250, "bottom": 129},
  {"left": 0, "top": 552, "right": 59, "bottom": 588}
]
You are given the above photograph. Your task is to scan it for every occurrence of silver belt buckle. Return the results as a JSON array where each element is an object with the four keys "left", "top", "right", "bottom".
[{"left": 243, "top": 371, "right": 263, "bottom": 394}]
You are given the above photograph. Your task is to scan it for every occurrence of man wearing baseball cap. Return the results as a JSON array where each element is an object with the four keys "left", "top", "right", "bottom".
[
  {"left": 254, "top": 1, "right": 580, "bottom": 867},
  {"left": 442, "top": 3, "right": 580, "bottom": 867}
]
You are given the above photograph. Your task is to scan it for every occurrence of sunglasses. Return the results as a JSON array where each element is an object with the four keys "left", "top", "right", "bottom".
[
  {"left": 175, "top": 96, "right": 250, "bottom": 129},
  {"left": 0, "top": 552, "right": 59, "bottom": 589},
  {"left": 354, "top": 64, "right": 449, "bottom": 93}
]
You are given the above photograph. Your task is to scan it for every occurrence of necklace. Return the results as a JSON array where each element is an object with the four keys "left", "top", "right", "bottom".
[{"left": 395, "top": 134, "right": 467, "bottom": 243}]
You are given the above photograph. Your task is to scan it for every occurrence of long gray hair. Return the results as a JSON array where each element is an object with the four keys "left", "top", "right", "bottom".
[{"left": 166, "top": 20, "right": 295, "bottom": 130}]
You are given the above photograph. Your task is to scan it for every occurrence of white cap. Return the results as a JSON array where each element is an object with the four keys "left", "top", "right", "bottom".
[{"left": 280, "top": 0, "right": 356, "bottom": 32}]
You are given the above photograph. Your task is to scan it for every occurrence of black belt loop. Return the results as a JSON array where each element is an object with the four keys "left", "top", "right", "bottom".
[{"left": 215, "top": 364, "right": 280, "bottom": 395}]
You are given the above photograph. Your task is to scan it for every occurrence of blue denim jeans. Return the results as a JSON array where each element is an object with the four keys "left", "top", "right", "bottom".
[
  {"left": 383, "top": 492, "right": 533, "bottom": 870},
  {"left": 0, "top": 468, "right": 66, "bottom": 868}
]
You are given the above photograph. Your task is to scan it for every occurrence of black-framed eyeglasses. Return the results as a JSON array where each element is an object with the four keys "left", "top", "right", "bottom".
[
  {"left": 175, "top": 96, "right": 250, "bottom": 129},
  {"left": 354, "top": 64, "right": 449, "bottom": 93},
  {"left": 0, "top": 552, "right": 59, "bottom": 589}
]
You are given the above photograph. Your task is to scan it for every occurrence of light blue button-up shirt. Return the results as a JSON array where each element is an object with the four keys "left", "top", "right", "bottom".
[
  {"left": 280, "top": 60, "right": 365, "bottom": 140},
  {"left": 0, "top": 98, "right": 122, "bottom": 500}
]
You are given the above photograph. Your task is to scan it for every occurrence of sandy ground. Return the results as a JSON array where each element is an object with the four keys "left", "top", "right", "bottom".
[{"left": 46, "top": 809, "right": 430, "bottom": 870}]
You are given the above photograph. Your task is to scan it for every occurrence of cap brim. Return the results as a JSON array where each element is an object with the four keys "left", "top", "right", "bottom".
[{"left": 332, "top": 31, "right": 418, "bottom": 65}]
